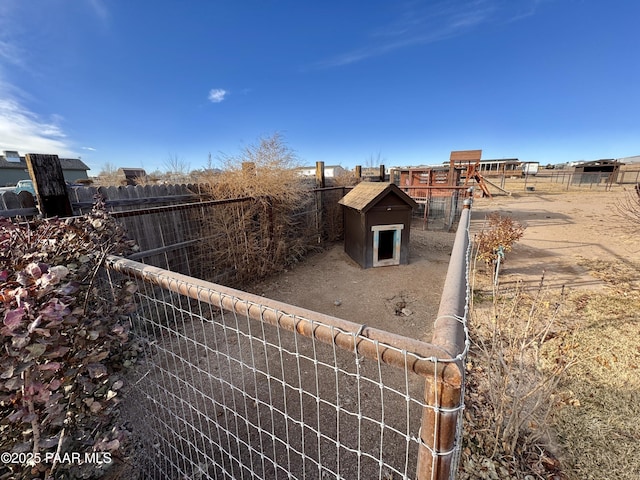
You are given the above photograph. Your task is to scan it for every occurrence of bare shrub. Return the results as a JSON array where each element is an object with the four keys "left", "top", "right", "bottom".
[
  {"left": 96, "top": 162, "right": 122, "bottom": 187},
  {"left": 615, "top": 183, "right": 640, "bottom": 232},
  {"left": 475, "top": 213, "right": 525, "bottom": 274},
  {"left": 332, "top": 168, "right": 361, "bottom": 187},
  {"left": 462, "top": 276, "right": 576, "bottom": 478},
  {"left": 194, "top": 134, "right": 319, "bottom": 286},
  {"left": 205, "top": 133, "right": 304, "bottom": 201}
]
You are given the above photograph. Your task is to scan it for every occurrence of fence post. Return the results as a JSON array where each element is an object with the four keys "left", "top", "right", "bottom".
[
  {"left": 417, "top": 199, "right": 471, "bottom": 479},
  {"left": 355, "top": 165, "right": 362, "bottom": 179},
  {"left": 25, "top": 154, "right": 72, "bottom": 217},
  {"left": 379, "top": 164, "right": 386, "bottom": 182},
  {"left": 316, "top": 161, "right": 325, "bottom": 188},
  {"left": 417, "top": 374, "right": 463, "bottom": 480},
  {"left": 315, "top": 162, "right": 325, "bottom": 243}
]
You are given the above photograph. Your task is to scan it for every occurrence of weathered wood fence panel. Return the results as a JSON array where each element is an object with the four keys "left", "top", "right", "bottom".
[{"left": 25, "top": 154, "right": 73, "bottom": 217}]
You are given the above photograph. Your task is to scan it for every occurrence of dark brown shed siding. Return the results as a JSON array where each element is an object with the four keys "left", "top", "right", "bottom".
[
  {"left": 343, "top": 206, "right": 366, "bottom": 267},
  {"left": 339, "top": 183, "right": 417, "bottom": 269}
]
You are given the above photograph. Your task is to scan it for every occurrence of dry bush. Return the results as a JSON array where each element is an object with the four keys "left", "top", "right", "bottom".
[
  {"left": 0, "top": 201, "right": 139, "bottom": 479},
  {"left": 462, "top": 274, "right": 576, "bottom": 479},
  {"left": 95, "top": 162, "right": 123, "bottom": 187},
  {"left": 204, "top": 133, "right": 304, "bottom": 202},
  {"left": 332, "top": 169, "right": 361, "bottom": 187},
  {"left": 475, "top": 213, "right": 525, "bottom": 274},
  {"left": 465, "top": 254, "right": 640, "bottom": 479},
  {"left": 193, "top": 134, "right": 320, "bottom": 286},
  {"left": 615, "top": 183, "right": 640, "bottom": 232}
]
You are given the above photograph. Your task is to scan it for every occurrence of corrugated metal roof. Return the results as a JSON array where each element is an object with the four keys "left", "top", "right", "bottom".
[{"left": 338, "top": 182, "right": 417, "bottom": 212}]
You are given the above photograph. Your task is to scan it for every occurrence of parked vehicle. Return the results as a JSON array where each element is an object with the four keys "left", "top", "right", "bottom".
[{"left": 14, "top": 179, "right": 35, "bottom": 195}]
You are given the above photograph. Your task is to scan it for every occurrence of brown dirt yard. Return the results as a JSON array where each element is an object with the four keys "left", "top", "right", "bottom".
[
  {"left": 250, "top": 185, "right": 639, "bottom": 339},
  {"left": 248, "top": 226, "right": 456, "bottom": 343},
  {"left": 471, "top": 186, "right": 640, "bottom": 291}
]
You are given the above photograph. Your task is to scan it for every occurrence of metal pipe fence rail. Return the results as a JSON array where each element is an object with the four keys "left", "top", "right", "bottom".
[{"left": 103, "top": 203, "right": 472, "bottom": 480}]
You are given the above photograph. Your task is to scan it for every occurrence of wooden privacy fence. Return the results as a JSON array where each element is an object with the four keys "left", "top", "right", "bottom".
[
  {"left": 0, "top": 183, "right": 463, "bottom": 232},
  {"left": 102, "top": 200, "right": 472, "bottom": 479},
  {"left": 107, "top": 187, "right": 348, "bottom": 286}
]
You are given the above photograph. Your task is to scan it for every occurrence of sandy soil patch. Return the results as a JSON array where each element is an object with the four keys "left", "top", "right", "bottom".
[
  {"left": 470, "top": 188, "right": 639, "bottom": 290},
  {"left": 248, "top": 226, "right": 456, "bottom": 342}
]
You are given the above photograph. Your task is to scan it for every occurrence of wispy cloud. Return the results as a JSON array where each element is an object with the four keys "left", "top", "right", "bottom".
[
  {"left": 311, "top": 0, "right": 541, "bottom": 69},
  {"left": 82, "top": 146, "right": 97, "bottom": 151},
  {"left": 208, "top": 88, "right": 228, "bottom": 103},
  {"left": 0, "top": 96, "right": 74, "bottom": 156},
  {"left": 0, "top": 39, "right": 25, "bottom": 67},
  {"left": 0, "top": 1, "right": 97, "bottom": 157}
]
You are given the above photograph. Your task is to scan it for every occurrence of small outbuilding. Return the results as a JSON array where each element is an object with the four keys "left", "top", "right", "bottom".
[
  {"left": 572, "top": 159, "right": 622, "bottom": 185},
  {"left": 338, "top": 182, "right": 418, "bottom": 268}
]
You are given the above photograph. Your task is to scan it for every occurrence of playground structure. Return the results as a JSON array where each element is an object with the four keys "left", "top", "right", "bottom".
[
  {"left": 391, "top": 149, "right": 512, "bottom": 201},
  {"left": 449, "top": 150, "right": 512, "bottom": 198}
]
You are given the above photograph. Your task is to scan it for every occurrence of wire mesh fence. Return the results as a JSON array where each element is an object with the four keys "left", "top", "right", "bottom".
[
  {"left": 103, "top": 202, "right": 472, "bottom": 480},
  {"left": 102, "top": 251, "right": 468, "bottom": 479},
  {"left": 403, "top": 188, "right": 469, "bottom": 232}
]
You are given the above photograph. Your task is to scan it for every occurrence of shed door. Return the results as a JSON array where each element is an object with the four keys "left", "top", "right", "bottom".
[{"left": 371, "top": 224, "right": 404, "bottom": 267}]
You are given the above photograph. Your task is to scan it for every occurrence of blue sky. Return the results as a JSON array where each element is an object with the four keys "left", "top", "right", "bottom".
[{"left": 0, "top": 0, "right": 638, "bottom": 174}]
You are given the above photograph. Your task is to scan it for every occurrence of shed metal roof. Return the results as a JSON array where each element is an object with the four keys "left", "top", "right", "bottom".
[{"left": 338, "top": 182, "right": 417, "bottom": 212}]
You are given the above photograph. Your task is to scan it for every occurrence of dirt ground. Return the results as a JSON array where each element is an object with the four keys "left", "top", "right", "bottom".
[
  {"left": 248, "top": 226, "right": 456, "bottom": 342},
  {"left": 249, "top": 183, "right": 639, "bottom": 342},
  {"left": 245, "top": 183, "right": 640, "bottom": 479},
  {"left": 470, "top": 185, "right": 640, "bottom": 291}
]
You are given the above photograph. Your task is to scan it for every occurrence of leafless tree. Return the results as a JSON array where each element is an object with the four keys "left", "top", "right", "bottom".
[
  {"left": 164, "top": 153, "right": 191, "bottom": 182},
  {"left": 97, "top": 161, "right": 120, "bottom": 186},
  {"left": 365, "top": 151, "right": 386, "bottom": 168},
  {"left": 616, "top": 184, "right": 640, "bottom": 233}
]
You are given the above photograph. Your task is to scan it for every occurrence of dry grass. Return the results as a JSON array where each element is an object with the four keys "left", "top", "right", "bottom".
[
  {"left": 549, "top": 259, "right": 640, "bottom": 480},
  {"left": 462, "top": 254, "right": 640, "bottom": 479},
  {"left": 462, "top": 275, "right": 574, "bottom": 480}
]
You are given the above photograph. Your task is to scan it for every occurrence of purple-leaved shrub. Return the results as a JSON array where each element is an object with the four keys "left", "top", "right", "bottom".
[{"left": 0, "top": 199, "right": 140, "bottom": 479}]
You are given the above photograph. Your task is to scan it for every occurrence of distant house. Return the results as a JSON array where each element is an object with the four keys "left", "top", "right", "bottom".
[
  {"left": 0, "top": 151, "right": 90, "bottom": 186},
  {"left": 297, "top": 165, "right": 347, "bottom": 178}
]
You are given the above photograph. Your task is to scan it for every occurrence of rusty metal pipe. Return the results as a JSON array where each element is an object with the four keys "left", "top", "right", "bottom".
[
  {"left": 416, "top": 197, "right": 472, "bottom": 480},
  {"left": 431, "top": 200, "right": 471, "bottom": 358},
  {"left": 105, "top": 255, "right": 459, "bottom": 380}
]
